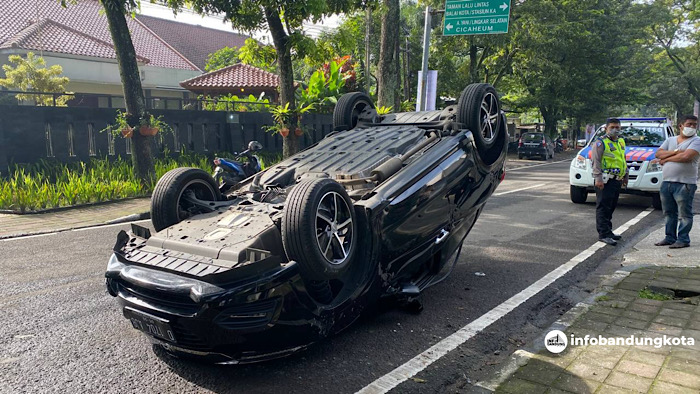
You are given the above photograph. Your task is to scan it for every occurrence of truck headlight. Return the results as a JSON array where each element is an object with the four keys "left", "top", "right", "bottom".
[
  {"left": 573, "top": 156, "right": 587, "bottom": 169},
  {"left": 647, "top": 162, "right": 662, "bottom": 173}
]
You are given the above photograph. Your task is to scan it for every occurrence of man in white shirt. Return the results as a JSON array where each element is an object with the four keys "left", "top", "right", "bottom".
[{"left": 653, "top": 115, "right": 700, "bottom": 248}]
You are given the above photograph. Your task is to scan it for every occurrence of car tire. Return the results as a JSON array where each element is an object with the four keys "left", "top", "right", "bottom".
[
  {"left": 570, "top": 185, "right": 588, "bottom": 204},
  {"left": 282, "top": 178, "right": 358, "bottom": 281},
  {"left": 457, "top": 83, "right": 503, "bottom": 156},
  {"left": 333, "top": 92, "right": 375, "bottom": 131},
  {"left": 151, "top": 167, "right": 222, "bottom": 232},
  {"left": 652, "top": 193, "right": 662, "bottom": 210}
]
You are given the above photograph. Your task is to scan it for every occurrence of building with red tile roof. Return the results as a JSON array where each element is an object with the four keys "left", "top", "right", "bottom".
[
  {"left": 180, "top": 63, "right": 280, "bottom": 101},
  {"left": 136, "top": 15, "right": 248, "bottom": 71},
  {"left": 0, "top": 0, "right": 252, "bottom": 107}
]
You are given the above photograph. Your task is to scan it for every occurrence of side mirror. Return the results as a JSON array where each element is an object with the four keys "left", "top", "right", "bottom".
[{"left": 248, "top": 141, "right": 262, "bottom": 151}]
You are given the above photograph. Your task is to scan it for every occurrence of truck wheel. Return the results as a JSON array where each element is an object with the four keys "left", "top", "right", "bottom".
[
  {"left": 652, "top": 193, "right": 662, "bottom": 210},
  {"left": 151, "top": 168, "right": 222, "bottom": 232},
  {"left": 333, "top": 92, "right": 375, "bottom": 131},
  {"left": 282, "top": 178, "right": 357, "bottom": 281},
  {"left": 457, "top": 83, "right": 503, "bottom": 156},
  {"left": 570, "top": 185, "right": 588, "bottom": 204}
]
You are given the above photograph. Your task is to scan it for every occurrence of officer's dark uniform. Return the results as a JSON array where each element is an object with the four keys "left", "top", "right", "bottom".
[{"left": 591, "top": 135, "right": 628, "bottom": 240}]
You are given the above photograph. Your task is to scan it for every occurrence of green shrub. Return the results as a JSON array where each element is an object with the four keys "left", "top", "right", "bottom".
[{"left": 0, "top": 151, "right": 280, "bottom": 212}]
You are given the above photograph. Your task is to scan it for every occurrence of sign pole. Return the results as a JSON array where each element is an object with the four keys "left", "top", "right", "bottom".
[{"left": 418, "top": 5, "right": 431, "bottom": 111}]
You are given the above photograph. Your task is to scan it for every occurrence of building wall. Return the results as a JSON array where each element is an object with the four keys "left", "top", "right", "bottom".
[{"left": 0, "top": 50, "right": 201, "bottom": 101}]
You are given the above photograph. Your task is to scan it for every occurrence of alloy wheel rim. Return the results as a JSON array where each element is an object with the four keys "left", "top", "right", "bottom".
[
  {"left": 480, "top": 92, "right": 500, "bottom": 143},
  {"left": 315, "top": 191, "right": 353, "bottom": 265}
]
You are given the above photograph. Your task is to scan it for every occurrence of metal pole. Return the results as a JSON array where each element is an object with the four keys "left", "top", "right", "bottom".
[
  {"left": 418, "top": 6, "right": 431, "bottom": 111},
  {"left": 694, "top": 99, "right": 699, "bottom": 118}
]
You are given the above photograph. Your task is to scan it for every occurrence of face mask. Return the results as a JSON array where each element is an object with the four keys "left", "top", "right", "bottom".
[
  {"left": 608, "top": 128, "right": 620, "bottom": 137},
  {"left": 682, "top": 127, "right": 697, "bottom": 137}
]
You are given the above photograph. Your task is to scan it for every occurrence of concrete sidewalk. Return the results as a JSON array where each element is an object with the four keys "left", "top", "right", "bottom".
[
  {"left": 623, "top": 225, "right": 700, "bottom": 268},
  {"left": 0, "top": 197, "right": 150, "bottom": 238}
]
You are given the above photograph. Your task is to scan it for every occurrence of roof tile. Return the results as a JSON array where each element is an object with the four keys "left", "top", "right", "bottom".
[
  {"left": 180, "top": 63, "right": 280, "bottom": 90},
  {"left": 0, "top": 0, "right": 197, "bottom": 70}
]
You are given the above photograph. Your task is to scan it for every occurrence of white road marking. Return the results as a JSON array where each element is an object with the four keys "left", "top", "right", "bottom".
[
  {"left": 356, "top": 207, "right": 654, "bottom": 394},
  {"left": 507, "top": 158, "right": 570, "bottom": 171},
  {"left": 494, "top": 183, "right": 547, "bottom": 196},
  {"left": 1, "top": 219, "right": 150, "bottom": 241}
]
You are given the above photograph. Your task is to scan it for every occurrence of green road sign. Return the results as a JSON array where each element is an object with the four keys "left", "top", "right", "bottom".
[{"left": 443, "top": 0, "right": 511, "bottom": 36}]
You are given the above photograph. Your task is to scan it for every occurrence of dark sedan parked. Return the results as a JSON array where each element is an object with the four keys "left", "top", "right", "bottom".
[
  {"left": 518, "top": 132, "right": 555, "bottom": 160},
  {"left": 106, "top": 83, "right": 508, "bottom": 364}
]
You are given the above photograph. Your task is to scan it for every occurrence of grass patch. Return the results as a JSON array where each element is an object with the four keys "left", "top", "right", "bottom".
[
  {"left": 1, "top": 151, "right": 281, "bottom": 212},
  {"left": 638, "top": 288, "right": 673, "bottom": 301},
  {"left": 595, "top": 295, "right": 611, "bottom": 302}
]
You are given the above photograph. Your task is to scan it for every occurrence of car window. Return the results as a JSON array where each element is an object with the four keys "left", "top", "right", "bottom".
[{"left": 523, "top": 133, "right": 543, "bottom": 141}]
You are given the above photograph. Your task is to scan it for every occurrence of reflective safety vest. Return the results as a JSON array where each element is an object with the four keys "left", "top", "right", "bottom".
[{"left": 600, "top": 136, "right": 627, "bottom": 177}]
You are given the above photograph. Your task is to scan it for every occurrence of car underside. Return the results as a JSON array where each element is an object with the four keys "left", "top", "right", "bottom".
[{"left": 105, "top": 84, "right": 509, "bottom": 363}]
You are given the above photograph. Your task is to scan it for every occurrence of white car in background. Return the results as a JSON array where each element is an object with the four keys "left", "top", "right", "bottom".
[{"left": 569, "top": 117, "right": 675, "bottom": 209}]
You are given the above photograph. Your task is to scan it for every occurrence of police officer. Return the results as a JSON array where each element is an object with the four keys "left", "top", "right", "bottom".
[{"left": 591, "top": 118, "right": 629, "bottom": 245}]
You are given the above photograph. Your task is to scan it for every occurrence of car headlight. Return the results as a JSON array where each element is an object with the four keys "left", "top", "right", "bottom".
[
  {"left": 573, "top": 156, "right": 587, "bottom": 169},
  {"left": 647, "top": 162, "right": 662, "bottom": 172}
]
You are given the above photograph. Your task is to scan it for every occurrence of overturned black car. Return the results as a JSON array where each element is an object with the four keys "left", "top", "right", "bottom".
[{"left": 105, "top": 83, "right": 508, "bottom": 363}]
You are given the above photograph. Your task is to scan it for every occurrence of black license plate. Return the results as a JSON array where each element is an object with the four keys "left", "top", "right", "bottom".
[{"left": 123, "top": 306, "right": 177, "bottom": 343}]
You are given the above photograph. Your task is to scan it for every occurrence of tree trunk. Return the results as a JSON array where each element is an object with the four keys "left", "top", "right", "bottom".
[
  {"left": 265, "top": 7, "right": 298, "bottom": 158},
  {"left": 394, "top": 33, "right": 401, "bottom": 111},
  {"left": 101, "top": 0, "right": 154, "bottom": 184},
  {"left": 377, "top": 0, "right": 399, "bottom": 108},
  {"left": 469, "top": 39, "right": 478, "bottom": 83},
  {"left": 540, "top": 105, "right": 559, "bottom": 138}
]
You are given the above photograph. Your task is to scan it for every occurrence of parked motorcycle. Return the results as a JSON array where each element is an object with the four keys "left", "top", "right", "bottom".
[
  {"left": 554, "top": 138, "right": 564, "bottom": 153},
  {"left": 213, "top": 141, "right": 263, "bottom": 193}
]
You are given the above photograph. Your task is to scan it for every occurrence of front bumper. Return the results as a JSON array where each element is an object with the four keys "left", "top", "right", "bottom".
[
  {"left": 105, "top": 254, "right": 325, "bottom": 363},
  {"left": 569, "top": 158, "right": 662, "bottom": 194}
]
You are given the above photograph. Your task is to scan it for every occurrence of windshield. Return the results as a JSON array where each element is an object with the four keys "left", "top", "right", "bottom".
[
  {"left": 590, "top": 126, "right": 667, "bottom": 147},
  {"left": 523, "top": 133, "right": 543, "bottom": 141}
]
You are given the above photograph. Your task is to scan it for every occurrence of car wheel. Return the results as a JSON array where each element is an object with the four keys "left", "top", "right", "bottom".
[
  {"left": 570, "top": 185, "right": 588, "bottom": 204},
  {"left": 151, "top": 168, "right": 222, "bottom": 232},
  {"left": 457, "top": 83, "right": 503, "bottom": 156},
  {"left": 282, "top": 178, "right": 358, "bottom": 281},
  {"left": 333, "top": 92, "right": 375, "bottom": 131},
  {"left": 652, "top": 193, "right": 662, "bottom": 210}
]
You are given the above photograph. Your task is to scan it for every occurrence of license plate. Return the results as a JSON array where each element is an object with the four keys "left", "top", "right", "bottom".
[{"left": 123, "top": 306, "right": 177, "bottom": 343}]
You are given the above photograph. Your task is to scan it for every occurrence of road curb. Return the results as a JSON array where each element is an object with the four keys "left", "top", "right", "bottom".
[
  {"left": 474, "top": 269, "right": 631, "bottom": 392},
  {"left": 0, "top": 211, "right": 150, "bottom": 240}
]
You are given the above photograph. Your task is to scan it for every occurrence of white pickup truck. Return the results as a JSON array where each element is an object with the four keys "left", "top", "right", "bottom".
[{"left": 569, "top": 117, "right": 675, "bottom": 209}]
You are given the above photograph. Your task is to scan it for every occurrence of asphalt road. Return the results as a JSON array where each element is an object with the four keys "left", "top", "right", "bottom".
[{"left": 0, "top": 157, "right": 663, "bottom": 394}]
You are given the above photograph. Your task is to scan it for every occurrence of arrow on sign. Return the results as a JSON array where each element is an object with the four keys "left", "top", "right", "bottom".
[
  {"left": 446, "top": 23, "right": 454, "bottom": 30},
  {"left": 499, "top": 2, "right": 508, "bottom": 11}
]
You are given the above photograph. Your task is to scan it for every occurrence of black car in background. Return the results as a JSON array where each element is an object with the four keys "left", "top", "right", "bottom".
[
  {"left": 518, "top": 132, "right": 555, "bottom": 160},
  {"left": 105, "top": 83, "right": 508, "bottom": 364}
]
